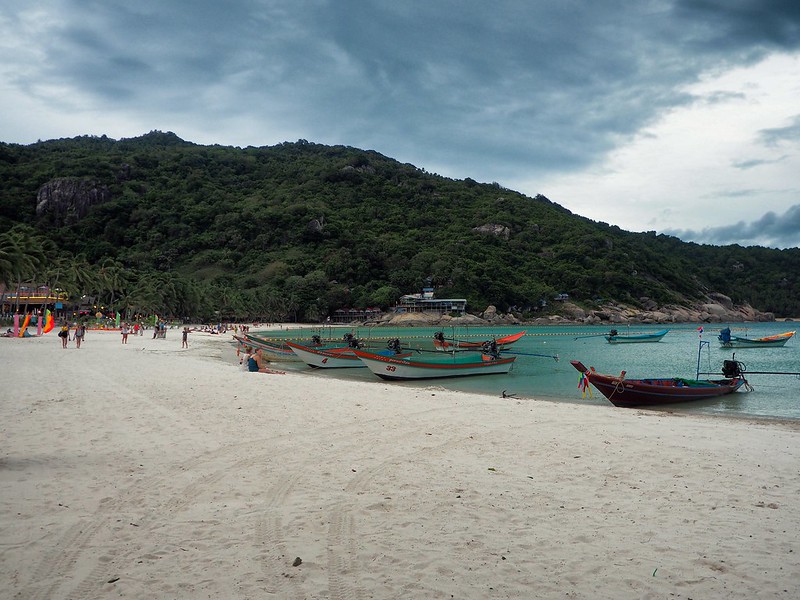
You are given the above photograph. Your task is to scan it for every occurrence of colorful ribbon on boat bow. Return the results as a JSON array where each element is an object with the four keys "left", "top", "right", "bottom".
[{"left": 578, "top": 371, "right": 593, "bottom": 399}]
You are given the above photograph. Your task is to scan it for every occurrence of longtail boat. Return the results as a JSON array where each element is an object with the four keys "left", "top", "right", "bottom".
[
  {"left": 286, "top": 339, "right": 409, "bottom": 369},
  {"left": 570, "top": 359, "right": 746, "bottom": 408},
  {"left": 718, "top": 328, "right": 795, "bottom": 348},
  {"left": 353, "top": 349, "right": 516, "bottom": 380},
  {"left": 236, "top": 334, "right": 297, "bottom": 360},
  {"left": 238, "top": 332, "right": 366, "bottom": 362},
  {"left": 605, "top": 329, "right": 669, "bottom": 344},
  {"left": 433, "top": 330, "right": 526, "bottom": 351}
]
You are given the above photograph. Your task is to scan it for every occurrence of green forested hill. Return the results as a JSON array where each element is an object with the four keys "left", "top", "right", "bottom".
[{"left": 1, "top": 131, "right": 798, "bottom": 320}]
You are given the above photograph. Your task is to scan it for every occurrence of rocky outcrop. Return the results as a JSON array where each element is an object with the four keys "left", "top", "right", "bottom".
[
  {"left": 571, "top": 298, "right": 772, "bottom": 325},
  {"left": 36, "top": 178, "right": 110, "bottom": 226},
  {"left": 472, "top": 224, "right": 510, "bottom": 239},
  {"left": 362, "top": 294, "right": 774, "bottom": 328}
]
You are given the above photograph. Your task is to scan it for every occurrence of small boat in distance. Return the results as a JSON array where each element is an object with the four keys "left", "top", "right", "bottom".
[
  {"left": 353, "top": 349, "right": 516, "bottom": 380},
  {"left": 570, "top": 359, "right": 747, "bottom": 408},
  {"left": 605, "top": 328, "right": 669, "bottom": 344},
  {"left": 433, "top": 330, "right": 525, "bottom": 350},
  {"left": 718, "top": 328, "right": 795, "bottom": 348}
]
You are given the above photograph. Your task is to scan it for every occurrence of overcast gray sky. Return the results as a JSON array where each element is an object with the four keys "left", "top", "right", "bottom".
[{"left": 2, "top": 1, "right": 799, "bottom": 248}]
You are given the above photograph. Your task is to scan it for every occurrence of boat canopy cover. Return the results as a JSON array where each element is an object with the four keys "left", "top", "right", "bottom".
[{"left": 719, "top": 327, "right": 732, "bottom": 343}]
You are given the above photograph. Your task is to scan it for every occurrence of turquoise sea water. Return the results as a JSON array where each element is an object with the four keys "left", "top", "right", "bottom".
[{"left": 253, "top": 322, "right": 800, "bottom": 421}]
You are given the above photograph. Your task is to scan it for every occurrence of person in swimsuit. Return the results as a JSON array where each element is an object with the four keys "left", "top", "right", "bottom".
[{"left": 59, "top": 324, "right": 70, "bottom": 348}]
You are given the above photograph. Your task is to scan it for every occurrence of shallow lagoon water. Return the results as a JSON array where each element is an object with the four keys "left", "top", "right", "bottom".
[{"left": 257, "top": 322, "right": 800, "bottom": 421}]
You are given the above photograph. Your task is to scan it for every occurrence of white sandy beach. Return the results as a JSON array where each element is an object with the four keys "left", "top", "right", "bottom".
[{"left": 1, "top": 329, "right": 798, "bottom": 599}]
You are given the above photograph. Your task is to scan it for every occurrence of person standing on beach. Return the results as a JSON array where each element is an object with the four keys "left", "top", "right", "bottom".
[
  {"left": 181, "top": 326, "right": 189, "bottom": 348},
  {"left": 121, "top": 323, "right": 129, "bottom": 344},
  {"left": 74, "top": 323, "right": 84, "bottom": 348}
]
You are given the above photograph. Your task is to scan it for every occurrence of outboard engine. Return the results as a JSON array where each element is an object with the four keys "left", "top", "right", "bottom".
[
  {"left": 482, "top": 339, "right": 500, "bottom": 358},
  {"left": 609, "top": 329, "right": 618, "bottom": 337},
  {"left": 311, "top": 334, "right": 321, "bottom": 345},
  {"left": 348, "top": 336, "right": 362, "bottom": 348},
  {"left": 433, "top": 331, "right": 445, "bottom": 342},
  {"left": 722, "top": 359, "right": 745, "bottom": 378},
  {"left": 387, "top": 338, "right": 401, "bottom": 353}
]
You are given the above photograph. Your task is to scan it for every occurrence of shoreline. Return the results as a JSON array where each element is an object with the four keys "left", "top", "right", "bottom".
[
  {"left": 2, "top": 330, "right": 798, "bottom": 598},
  {"left": 237, "top": 323, "right": 800, "bottom": 425}
]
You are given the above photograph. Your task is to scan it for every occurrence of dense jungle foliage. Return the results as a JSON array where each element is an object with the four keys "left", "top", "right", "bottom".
[{"left": 1, "top": 131, "right": 798, "bottom": 321}]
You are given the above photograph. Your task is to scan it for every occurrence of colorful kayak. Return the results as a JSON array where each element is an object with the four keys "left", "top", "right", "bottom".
[{"left": 353, "top": 349, "right": 516, "bottom": 380}]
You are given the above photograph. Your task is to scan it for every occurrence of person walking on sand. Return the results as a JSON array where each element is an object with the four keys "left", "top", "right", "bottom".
[
  {"left": 181, "top": 326, "right": 189, "bottom": 348},
  {"left": 121, "top": 323, "right": 129, "bottom": 344},
  {"left": 59, "top": 323, "right": 70, "bottom": 349},
  {"left": 74, "top": 323, "right": 84, "bottom": 348}
]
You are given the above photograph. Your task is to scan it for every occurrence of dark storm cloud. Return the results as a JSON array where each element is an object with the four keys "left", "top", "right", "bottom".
[
  {"left": 665, "top": 204, "right": 800, "bottom": 248},
  {"left": 4, "top": 0, "right": 800, "bottom": 206}
]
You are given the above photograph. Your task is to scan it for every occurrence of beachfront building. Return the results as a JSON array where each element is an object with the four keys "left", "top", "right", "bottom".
[
  {"left": 0, "top": 284, "right": 69, "bottom": 319},
  {"left": 395, "top": 288, "right": 467, "bottom": 316}
]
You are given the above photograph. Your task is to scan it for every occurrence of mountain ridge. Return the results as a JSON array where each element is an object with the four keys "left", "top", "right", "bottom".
[{"left": 1, "top": 132, "right": 798, "bottom": 321}]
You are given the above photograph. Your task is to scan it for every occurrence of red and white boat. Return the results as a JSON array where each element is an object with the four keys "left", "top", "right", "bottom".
[{"left": 433, "top": 330, "right": 525, "bottom": 351}]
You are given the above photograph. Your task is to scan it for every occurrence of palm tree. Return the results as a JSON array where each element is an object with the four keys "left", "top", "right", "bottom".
[
  {"left": 96, "top": 258, "right": 129, "bottom": 312},
  {"left": 62, "top": 255, "right": 98, "bottom": 302},
  {"left": 0, "top": 227, "right": 47, "bottom": 313}
]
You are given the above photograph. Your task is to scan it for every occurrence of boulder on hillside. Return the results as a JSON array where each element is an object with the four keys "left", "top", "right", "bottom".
[
  {"left": 708, "top": 293, "right": 734, "bottom": 310},
  {"left": 447, "top": 313, "right": 488, "bottom": 326},
  {"left": 36, "top": 177, "right": 111, "bottom": 226},
  {"left": 386, "top": 311, "right": 442, "bottom": 326},
  {"left": 473, "top": 224, "right": 510, "bottom": 239},
  {"left": 482, "top": 305, "right": 498, "bottom": 321}
]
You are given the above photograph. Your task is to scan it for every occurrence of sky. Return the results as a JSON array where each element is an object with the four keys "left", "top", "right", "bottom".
[{"left": 2, "top": 0, "right": 799, "bottom": 248}]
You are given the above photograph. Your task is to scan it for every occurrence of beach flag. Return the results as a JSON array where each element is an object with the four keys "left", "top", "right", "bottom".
[
  {"left": 43, "top": 309, "right": 55, "bottom": 333},
  {"left": 18, "top": 313, "right": 31, "bottom": 337},
  {"left": 697, "top": 326, "right": 704, "bottom": 336},
  {"left": 115, "top": 312, "right": 121, "bottom": 327}
]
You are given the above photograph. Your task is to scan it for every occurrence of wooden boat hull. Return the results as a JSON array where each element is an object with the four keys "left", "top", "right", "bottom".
[
  {"left": 570, "top": 360, "right": 744, "bottom": 408},
  {"left": 354, "top": 349, "right": 516, "bottom": 380},
  {"left": 434, "top": 330, "right": 526, "bottom": 350},
  {"left": 286, "top": 341, "right": 365, "bottom": 368},
  {"left": 720, "top": 330, "right": 795, "bottom": 348},
  {"left": 286, "top": 342, "right": 410, "bottom": 368},
  {"left": 605, "top": 329, "right": 669, "bottom": 344},
  {"left": 236, "top": 334, "right": 298, "bottom": 361}
]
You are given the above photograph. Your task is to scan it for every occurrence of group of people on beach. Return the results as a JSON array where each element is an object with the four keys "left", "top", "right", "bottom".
[{"left": 57, "top": 323, "right": 86, "bottom": 348}]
